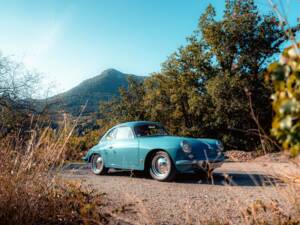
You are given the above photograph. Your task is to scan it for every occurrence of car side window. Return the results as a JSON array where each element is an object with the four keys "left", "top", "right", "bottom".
[
  {"left": 115, "top": 127, "right": 134, "bottom": 140},
  {"left": 104, "top": 128, "right": 117, "bottom": 141}
]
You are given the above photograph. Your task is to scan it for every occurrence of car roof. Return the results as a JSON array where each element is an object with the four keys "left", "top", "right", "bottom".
[{"left": 114, "top": 121, "right": 161, "bottom": 128}]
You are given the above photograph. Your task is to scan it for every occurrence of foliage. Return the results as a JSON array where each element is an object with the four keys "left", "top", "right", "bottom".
[
  {"left": 267, "top": 43, "right": 300, "bottom": 156},
  {"left": 100, "top": 0, "right": 297, "bottom": 151},
  {"left": 65, "top": 129, "right": 102, "bottom": 161},
  {"left": 205, "top": 75, "right": 272, "bottom": 149},
  {"left": 199, "top": 0, "right": 285, "bottom": 76},
  {"left": 143, "top": 38, "right": 215, "bottom": 137}
]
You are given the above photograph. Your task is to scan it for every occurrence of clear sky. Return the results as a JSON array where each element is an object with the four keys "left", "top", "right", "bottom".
[{"left": 0, "top": 0, "right": 299, "bottom": 95}]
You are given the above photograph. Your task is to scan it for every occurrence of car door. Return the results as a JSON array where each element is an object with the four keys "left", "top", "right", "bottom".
[
  {"left": 100, "top": 128, "right": 117, "bottom": 167},
  {"left": 111, "top": 126, "right": 139, "bottom": 169}
]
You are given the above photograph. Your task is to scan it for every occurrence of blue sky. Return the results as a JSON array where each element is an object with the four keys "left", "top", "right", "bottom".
[{"left": 0, "top": 0, "right": 299, "bottom": 95}]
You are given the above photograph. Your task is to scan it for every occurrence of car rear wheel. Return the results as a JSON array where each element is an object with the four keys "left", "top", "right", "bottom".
[
  {"left": 149, "top": 151, "right": 176, "bottom": 182},
  {"left": 91, "top": 154, "right": 108, "bottom": 175}
]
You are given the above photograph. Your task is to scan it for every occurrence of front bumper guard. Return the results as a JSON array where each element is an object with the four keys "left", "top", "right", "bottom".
[{"left": 175, "top": 159, "right": 224, "bottom": 171}]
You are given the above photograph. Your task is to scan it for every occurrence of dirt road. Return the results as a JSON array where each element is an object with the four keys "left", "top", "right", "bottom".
[{"left": 62, "top": 162, "right": 297, "bottom": 225}]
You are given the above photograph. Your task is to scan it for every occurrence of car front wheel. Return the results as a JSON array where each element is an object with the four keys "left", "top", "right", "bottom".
[
  {"left": 91, "top": 154, "right": 108, "bottom": 175},
  {"left": 149, "top": 151, "right": 176, "bottom": 182}
]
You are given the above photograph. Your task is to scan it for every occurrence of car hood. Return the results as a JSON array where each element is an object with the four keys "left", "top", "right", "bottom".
[{"left": 138, "top": 135, "right": 222, "bottom": 160}]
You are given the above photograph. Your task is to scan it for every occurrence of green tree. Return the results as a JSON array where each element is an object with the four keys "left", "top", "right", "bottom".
[
  {"left": 143, "top": 38, "right": 214, "bottom": 136},
  {"left": 200, "top": 0, "right": 285, "bottom": 77},
  {"left": 143, "top": 0, "right": 289, "bottom": 150},
  {"left": 100, "top": 0, "right": 299, "bottom": 151}
]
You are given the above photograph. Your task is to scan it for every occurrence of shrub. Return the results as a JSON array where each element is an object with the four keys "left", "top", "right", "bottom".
[
  {"left": 65, "top": 130, "right": 102, "bottom": 161},
  {"left": 267, "top": 43, "right": 300, "bottom": 156}
]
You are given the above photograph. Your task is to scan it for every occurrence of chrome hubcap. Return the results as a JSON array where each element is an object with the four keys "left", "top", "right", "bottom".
[
  {"left": 92, "top": 155, "right": 103, "bottom": 174},
  {"left": 151, "top": 155, "right": 170, "bottom": 177}
]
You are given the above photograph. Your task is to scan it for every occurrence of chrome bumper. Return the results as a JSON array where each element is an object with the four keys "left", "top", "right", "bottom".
[{"left": 175, "top": 159, "right": 224, "bottom": 172}]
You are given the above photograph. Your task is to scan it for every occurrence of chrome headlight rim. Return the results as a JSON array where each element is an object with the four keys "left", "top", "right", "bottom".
[{"left": 180, "top": 140, "right": 192, "bottom": 153}]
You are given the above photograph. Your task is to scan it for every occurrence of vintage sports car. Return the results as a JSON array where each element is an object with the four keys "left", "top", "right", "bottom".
[{"left": 83, "top": 121, "right": 225, "bottom": 181}]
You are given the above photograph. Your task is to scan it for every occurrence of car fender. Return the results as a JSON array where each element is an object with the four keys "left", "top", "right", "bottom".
[
  {"left": 139, "top": 146, "right": 180, "bottom": 170},
  {"left": 85, "top": 145, "right": 107, "bottom": 162}
]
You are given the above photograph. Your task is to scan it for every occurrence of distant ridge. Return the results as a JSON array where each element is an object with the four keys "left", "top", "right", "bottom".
[{"left": 39, "top": 68, "right": 145, "bottom": 115}]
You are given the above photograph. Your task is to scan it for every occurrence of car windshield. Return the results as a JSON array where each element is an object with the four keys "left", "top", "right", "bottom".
[{"left": 134, "top": 124, "right": 168, "bottom": 137}]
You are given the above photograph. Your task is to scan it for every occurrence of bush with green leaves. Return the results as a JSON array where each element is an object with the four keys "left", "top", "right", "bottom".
[{"left": 267, "top": 43, "right": 300, "bottom": 156}]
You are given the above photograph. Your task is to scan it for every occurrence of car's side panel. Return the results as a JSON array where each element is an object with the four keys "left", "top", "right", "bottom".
[
  {"left": 110, "top": 139, "right": 139, "bottom": 169},
  {"left": 99, "top": 141, "right": 115, "bottom": 167},
  {"left": 88, "top": 141, "right": 141, "bottom": 170}
]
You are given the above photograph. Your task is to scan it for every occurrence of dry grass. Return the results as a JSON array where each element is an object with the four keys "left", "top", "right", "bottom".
[
  {"left": 242, "top": 198, "right": 300, "bottom": 225},
  {"left": 217, "top": 168, "right": 300, "bottom": 225},
  {"left": 231, "top": 164, "right": 300, "bottom": 225},
  {"left": 0, "top": 125, "right": 112, "bottom": 225}
]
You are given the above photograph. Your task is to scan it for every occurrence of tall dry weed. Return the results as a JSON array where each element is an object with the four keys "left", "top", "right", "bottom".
[{"left": 0, "top": 121, "right": 109, "bottom": 225}]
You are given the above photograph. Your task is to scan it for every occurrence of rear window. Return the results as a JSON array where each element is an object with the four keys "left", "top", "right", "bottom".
[{"left": 134, "top": 124, "right": 168, "bottom": 137}]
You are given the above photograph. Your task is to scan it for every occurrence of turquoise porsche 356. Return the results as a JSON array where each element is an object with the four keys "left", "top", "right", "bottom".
[{"left": 83, "top": 121, "right": 225, "bottom": 181}]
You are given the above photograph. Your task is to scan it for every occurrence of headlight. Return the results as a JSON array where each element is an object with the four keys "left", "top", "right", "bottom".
[
  {"left": 181, "top": 140, "right": 192, "bottom": 153},
  {"left": 216, "top": 140, "right": 224, "bottom": 151}
]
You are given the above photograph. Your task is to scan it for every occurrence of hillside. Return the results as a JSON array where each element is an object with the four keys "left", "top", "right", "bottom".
[{"left": 39, "top": 68, "right": 145, "bottom": 115}]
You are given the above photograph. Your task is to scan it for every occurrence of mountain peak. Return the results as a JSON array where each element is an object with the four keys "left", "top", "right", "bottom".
[
  {"left": 101, "top": 68, "right": 122, "bottom": 75},
  {"left": 100, "top": 68, "right": 125, "bottom": 76}
]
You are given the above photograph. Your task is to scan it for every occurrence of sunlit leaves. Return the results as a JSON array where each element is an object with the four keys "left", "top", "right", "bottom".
[{"left": 268, "top": 43, "right": 300, "bottom": 156}]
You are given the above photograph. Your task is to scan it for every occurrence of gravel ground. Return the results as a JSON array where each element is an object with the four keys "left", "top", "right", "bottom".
[{"left": 62, "top": 162, "right": 299, "bottom": 225}]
